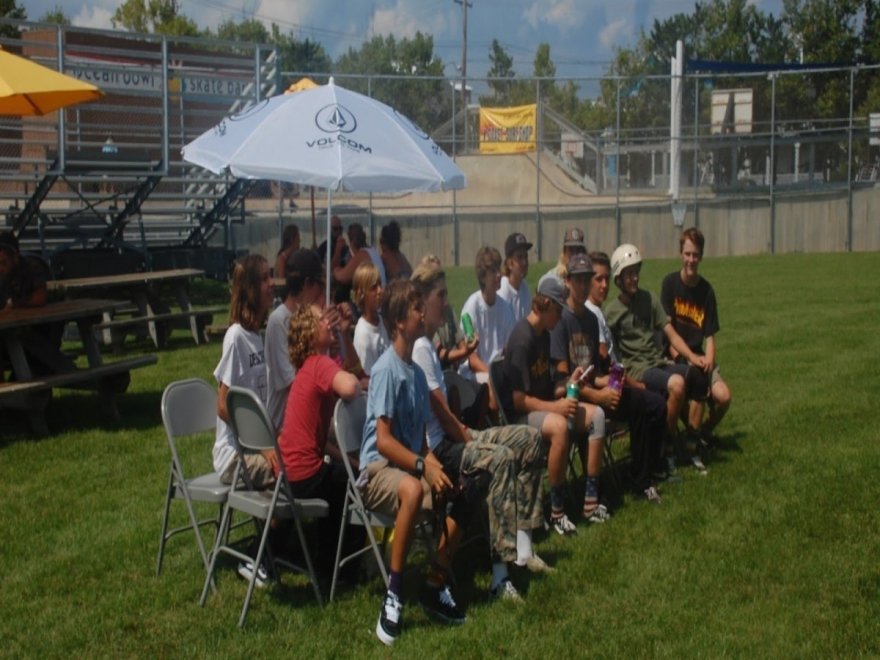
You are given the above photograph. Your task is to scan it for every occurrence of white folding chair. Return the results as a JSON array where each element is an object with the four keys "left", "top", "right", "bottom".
[
  {"left": 330, "top": 394, "right": 392, "bottom": 601},
  {"left": 200, "top": 385, "right": 329, "bottom": 628},
  {"left": 156, "top": 378, "right": 229, "bottom": 577}
]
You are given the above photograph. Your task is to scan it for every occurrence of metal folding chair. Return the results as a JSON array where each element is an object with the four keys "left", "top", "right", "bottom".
[
  {"left": 156, "top": 378, "right": 229, "bottom": 577},
  {"left": 200, "top": 385, "right": 329, "bottom": 627}
]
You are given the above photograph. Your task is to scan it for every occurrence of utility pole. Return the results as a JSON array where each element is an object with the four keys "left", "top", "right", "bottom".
[{"left": 454, "top": 0, "right": 472, "bottom": 153}]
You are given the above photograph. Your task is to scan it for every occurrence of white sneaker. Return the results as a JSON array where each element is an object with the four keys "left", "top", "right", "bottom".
[
  {"left": 584, "top": 502, "right": 611, "bottom": 523},
  {"left": 549, "top": 512, "right": 578, "bottom": 536},
  {"left": 690, "top": 454, "right": 709, "bottom": 475},
  {"left": 237, "top": 560, "right": 270, "bottom": 588},
  {"left": 490, "top": 578, "right": 524, "bottom": 603},
  {"left": 376, "top": 591, "right": 403, "bottom": 646}
]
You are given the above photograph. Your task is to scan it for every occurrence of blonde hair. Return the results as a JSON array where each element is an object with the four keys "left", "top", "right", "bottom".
[
  {"left": 352, "top": 261, "right": 381, "bottom": 309},
  {"left": 229, "top": 254, "right": 268, "bottom": 332},
  {"left": 287, "top": 304, "right": 321, "bottom": 368},
  {"left": 411, "top": 262, "right": 445, "bottom": 298},
  {"left": 474, "top": 246, "right": 501, "bottom": 289},
  {"left": 420, "top": 253, "right": 442, "bottom": 268}
]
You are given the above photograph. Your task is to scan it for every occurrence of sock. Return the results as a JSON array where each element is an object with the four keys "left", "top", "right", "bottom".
[
  {"left": 388, "top": 570, "right": 403, "bottom": 597},
  {"left": 515, "top": 529, "right": 534, "bottom": 565},
  {"left": 584, "top": 476, "right": 599, "bottom": 513},
  {"left": 491, "top": 562, "right": 509, "bottom": 590},
  {"left": 550, "top": 485, "right": 566, "bottom": 514}
]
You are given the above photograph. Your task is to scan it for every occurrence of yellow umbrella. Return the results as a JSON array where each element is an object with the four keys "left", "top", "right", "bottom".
[
  {"left": 284, "top": 77, "right": 319, "bottom": 94},
  {"left": 0, "top": 47, "right": 103, "bottom": 116}
]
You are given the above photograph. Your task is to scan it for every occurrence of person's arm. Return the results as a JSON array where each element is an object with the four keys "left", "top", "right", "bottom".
[
  {"left": 467, "top": 347, "right": 489, "bottom": 375},
  {"left": 427, "top": 387, "right": 470, "bottom": 444},
  {"left": 704, "top": 335, "right": 716, "bottom": 373},
  {"left": 275, "top": 253, "right": 286, "bottom": 279},
  {"left": 663, "top": 322, "right": 707, "bottom": 369},
  {"left": 332, "top": 248, "right": 366, "bottom": 285},
  {"left": 555, "top": 359, "right": 620, "bottom": 410},
  {"left": 512, "top": 389, "right": 576, "bottom": 417},
  {"left": 376, "top": 416, "right": 451, "bottom": 493},
  {"left": 443, "top": 336, "right": 478, "bottom": 367}
]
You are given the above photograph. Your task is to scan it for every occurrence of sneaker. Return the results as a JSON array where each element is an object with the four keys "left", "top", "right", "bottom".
[
  {"left": 549, "top": 512, "right": 578, "bottom": 536},
  {"left": 376, "top": 591, "right": 403, "bottom": 646},
  {"left": 237, "top": 560, "right": 270, "bottom": 588},
  {"left": 583, "top": 502, "right": 611, "bottom": 523},
  {"left": 642, "top": 486, "right": 662, "bottom": 503},
  {"left": 690, "top": 454, "right": 709, "bottom": 475},
  {"left": 490, "top": 578, "right": 524, "bottom": 603},
  {"left": 515, "top": 554, "right": 556, "bottom": 574},
  {"left": 421, "top": 584, "right": 466, "bottom": 625}
]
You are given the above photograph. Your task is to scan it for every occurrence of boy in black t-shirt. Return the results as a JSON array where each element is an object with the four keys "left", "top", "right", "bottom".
[{"left": 661, "top": 227, "right": 732, "bottom": 442}]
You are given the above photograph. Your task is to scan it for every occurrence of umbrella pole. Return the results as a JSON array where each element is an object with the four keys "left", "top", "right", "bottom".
[
  {"left": 310, "top": 186, "right": 317, "bottom": 249},
  {"left": 325, "top": 189, "right": 332, "bottom": 307}
]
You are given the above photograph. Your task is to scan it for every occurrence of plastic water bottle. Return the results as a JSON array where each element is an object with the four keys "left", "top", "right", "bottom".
[
  {"left": 608, "top": 363, "right": 624, "bottom": 393},
  {"left": 566, "top": 381, "right": 579, "bottom": 431},
  {"left": 461, "top": 312, "right": 475, "bottom": 341}
]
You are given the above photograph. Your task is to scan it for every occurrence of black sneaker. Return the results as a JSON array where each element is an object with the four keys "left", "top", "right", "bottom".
[
  {"left": 376, "top": 591, "right": 403, "bottom": 646},
  {"left": 421, "top": 583, "right": 466, "bottom": 625}
]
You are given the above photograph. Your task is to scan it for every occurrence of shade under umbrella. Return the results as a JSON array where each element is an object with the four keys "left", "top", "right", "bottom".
[
  {"left": 182, "top": 77, "right": 465, "bottom": 194},
  {"left": 0, "top": 47, "right": 103, "bottom": 116}
]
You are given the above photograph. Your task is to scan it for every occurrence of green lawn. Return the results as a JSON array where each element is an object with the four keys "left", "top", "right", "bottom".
[{"left": 2, "top": 252, "right": 879, "bottom": 657}]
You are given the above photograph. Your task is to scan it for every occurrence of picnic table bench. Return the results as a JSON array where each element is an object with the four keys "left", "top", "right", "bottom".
[
  {"left": 0, "top": 298, "right": 158, "bottom": 436},
  {"left": 47, "top": 268, "right": 225, "bottom": 350}
]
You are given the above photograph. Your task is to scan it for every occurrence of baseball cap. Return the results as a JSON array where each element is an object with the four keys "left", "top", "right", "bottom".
[
  {"left": 563, "top": 226, "right": 585, "bottom": 247},
  {"left": 537, "top": 273, "right": 567, "bottom": 308},
  {"left": 567, "top": 252, "right": 594, "bottom": 276},
  {"left": 286, "top": 248, "right": 323, "bottom": 282},
  {"left": 504, "top": 232, "right": 533, "bottom": 258}
]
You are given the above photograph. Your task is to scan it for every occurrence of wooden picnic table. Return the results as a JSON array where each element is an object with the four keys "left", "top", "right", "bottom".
[
  {"left": 47, "top": 268, "right": 225, "bottom": 349},
  {"left": 0, "top": 298, "right": 158, "bottom": 436}
]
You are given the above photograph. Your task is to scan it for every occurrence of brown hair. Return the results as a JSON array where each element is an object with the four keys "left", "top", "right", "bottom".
[
  {"left": 475, "top": 246, "right": 501, "bottom": 289},
  {"left": 381, "top": 278, "right": 422, "bottom": 339},
  {"left": 680, "top": 227, "right": 705, "bottom": 255},
  {"left": 229, "top": 254, "right": 268, "bottom": 332},
  {"left": 280, "top": 224, "right": 299, "bottom": 250},
  {"left": 531, "top": 293, "right": 553, "bottom": 313},
  {"left": 348, "top": 223, "right": 367, "bottom": 250},
  {"left": 352, "top": 261, "right": 382, "bottom": 309},
  {"left": 420, "top": 254, "right": 442, "bottom": 268},
  {"left": 410, "top": 262, "right": 445, "bottom": 299},
  {"left": 589, "top": 251, "right": 610, "bottom": 269},
  {"left": 287, "top": 304, "right": 320, "bottom": 368}
]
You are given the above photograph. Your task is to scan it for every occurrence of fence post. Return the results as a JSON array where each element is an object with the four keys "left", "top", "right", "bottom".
[
  {"left": 769, "top": 73, "right": 776, "bottom": 254},
  {"left": 847, "top": 67, "right": 854, "bottom": 252},
  {"left": 452, "top": 80, "right": 459, "bottom": 266},
  {"left": 615, "top": 78, "right": 621, "bottom": 246},
  {"left": 161, "top": 37, "right": 169, "bottom": 176},
  {"left": 536, "top": 79, "right": 542, "bottom": 262}
]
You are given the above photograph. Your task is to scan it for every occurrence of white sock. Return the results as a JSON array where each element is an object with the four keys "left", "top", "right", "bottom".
[
  {"left": 491, "top": 562, "right": 509, "bottom": 590},
  {"left": 515, "top": 529, "right": 534, "bottom": 565}
]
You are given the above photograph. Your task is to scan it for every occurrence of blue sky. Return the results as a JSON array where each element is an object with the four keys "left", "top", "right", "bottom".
[{"left": 20, "top": 0, "right": 785, "bottom": 80}]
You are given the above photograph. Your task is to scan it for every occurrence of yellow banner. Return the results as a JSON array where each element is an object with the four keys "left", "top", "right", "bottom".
[{"left": 479, "top": 104, "right": 537, "bottom": 153}]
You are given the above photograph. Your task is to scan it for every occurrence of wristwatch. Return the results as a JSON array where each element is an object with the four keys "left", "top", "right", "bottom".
[{"left": 413, "top": 456, "right": 425, "bottom": 478}]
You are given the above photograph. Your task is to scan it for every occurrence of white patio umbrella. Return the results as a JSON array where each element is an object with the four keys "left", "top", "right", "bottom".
[{"left": 182, "top": 77, "right": 466, "bottom": 301}]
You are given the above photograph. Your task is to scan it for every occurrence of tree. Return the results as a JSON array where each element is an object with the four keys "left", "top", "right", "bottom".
[
  {"left": 481, "top": 39, "right": 531, "bottom": 106},
  {"left": 111, "top": 0, "right": 200, "bottom": 37},
  {"left": 39, "top": 5, "right": 70, "bottom": 26},
  {"left": 1, "top": 0, "right": 26, "bottom": 39},
  {"left": 216, "top": 18, "right": 269, "bottom": 44},
  {"left": 271, "top": 25, "right": 331, "bottom": 76},
  {"left": 335, "top": 32, "right": 449, "bottom": 133}
]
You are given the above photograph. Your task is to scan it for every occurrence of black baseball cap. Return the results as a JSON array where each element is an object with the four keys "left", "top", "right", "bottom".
[{"left": 504, "top": 232, "right": 533, "bottom": 258}]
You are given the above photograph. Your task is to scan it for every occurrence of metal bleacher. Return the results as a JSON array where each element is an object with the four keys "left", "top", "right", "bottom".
[{"left": 0, "top": 21, "right": 280, "bottom": 279}]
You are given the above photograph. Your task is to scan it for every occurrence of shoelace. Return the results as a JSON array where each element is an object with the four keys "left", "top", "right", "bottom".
[
  {"left": 383, "top": 594, "right": 401, "bottom": 623},
  {"left": 439, "top": 586, "right": 458, "bottom": 608}
]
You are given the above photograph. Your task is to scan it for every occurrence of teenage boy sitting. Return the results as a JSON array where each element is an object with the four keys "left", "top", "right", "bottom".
[
  {"left": 359, "top": 279, "right": 464, "bottom": 646},
  {"left": 458, "top": 245, "right": 516, "bottom": 385},
  {"left": 660, "top": 227, "right": 732, "bottom": 443},
  {"left": 497, "top": 232, "right": 533, "bottom": 322},
  {"left": 552, "top": 253, "right": 666, "bottom": 503},
  {"left": 501, "top": 276, "right": 593, "bottom": 536},
  {"left": 604, "top": 243, "right": 710, "bottom": 475},
  {"left": 585, "top": 251, "right": 618, "bottom": 366},
  {"left": 411, "top": 262, "right": 550, "bottom": 602}
]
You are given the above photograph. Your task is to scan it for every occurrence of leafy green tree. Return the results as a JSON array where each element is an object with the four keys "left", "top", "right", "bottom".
[
  {"left": 335, "top": 32, "right": 449, "bottom": 132},
  {"left": 111, "top": 0, "right": 200, "bottom": 37},
  {"left": 480, "top": 39, "right": 530, "bottom": 106},
  {"left": 39, "top": 5, "right": 70, "bottom": 26},
  {"left": 1, "top": 0, "right": 26, "bottom": 39},
  {"left": 216, "top": 18, "right": 269, "bottom": 44},
  {"left": 271, "top": 25, "right": 331, "bottom": 77}
]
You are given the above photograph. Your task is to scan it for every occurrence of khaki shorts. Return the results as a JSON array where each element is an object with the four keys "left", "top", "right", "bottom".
[
  {"left": 361, "top": 459, "right": 434, "bottom": 518},
  {"left": 220, "top": 452, "right": 276, "bottom": 489},
  {"left": 711, "top": 365, "right": 724, "bottom": 387}
]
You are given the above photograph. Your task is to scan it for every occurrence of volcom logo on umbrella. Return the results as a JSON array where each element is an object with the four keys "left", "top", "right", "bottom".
[{"left": 315, "top": 103, "right": 357, "bottom": 134}]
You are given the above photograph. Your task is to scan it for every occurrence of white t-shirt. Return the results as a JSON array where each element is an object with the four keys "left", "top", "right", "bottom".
[
  {"left": 458, "top": 290, "right": 515, "bottom": 382},
  {"left": 353, "top": 315, "right": 390, "bottom": 376},
  {"left": 586, "top": 299, "right": 618, "bottom": 364},
  {"left": 498, "top": 276, "right": 531, "bottom": 323},
  {"left": 265, "top": 302, "right": 296, "bottom": 431},
  {"left": 412, "top": 336, "right": 447, "bottom": 451},
  {"left": 212, "top": 323, "right": 268, "bottom": 474}
]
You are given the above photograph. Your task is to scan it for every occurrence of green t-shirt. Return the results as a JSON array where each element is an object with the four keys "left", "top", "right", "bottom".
[{"left": 604, "top": 289, "right": 669, "bottom": 380}]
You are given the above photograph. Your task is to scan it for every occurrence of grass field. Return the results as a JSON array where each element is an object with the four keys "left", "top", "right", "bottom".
[{"left": 2, "top": 252, "right": 879, "bottom": 657}]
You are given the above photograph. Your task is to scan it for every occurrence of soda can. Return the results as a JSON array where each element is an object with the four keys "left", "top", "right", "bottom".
[
  {"left": 461, "top": 312, "right": 475, "bottom": 341},
  {"left": 608, "top": 363, "right": 624, "bottom": 393},
  {"left": 566, "top": 381, "right": 579, "bottom": 431}
]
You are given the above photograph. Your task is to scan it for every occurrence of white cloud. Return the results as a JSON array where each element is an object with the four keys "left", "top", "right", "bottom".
[
  {"left": 72, "top": 5, "right": 114, "bottom": 30},
  {"left": 599, "top": 17, "right": 629, "bottom": 49},
  {"left": 522, "top": 0, "right": 588, "bottom": 33},
  {"left": 369, "top": 1, "right": 451, "bottom": 41}
]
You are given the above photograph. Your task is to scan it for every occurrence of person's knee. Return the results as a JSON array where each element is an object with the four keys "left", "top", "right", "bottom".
[
  {"left": 667, "top": 374, "right": 685, "bottom": 399},
  {"left": 397, "top": 475, "right": 423, "bottom": 510},
  {"left": 714, "top": 381, "right": 732, "bottom": 407},
  {"left": 543, "top": 413, "right": 568, "bottom": 447}
]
